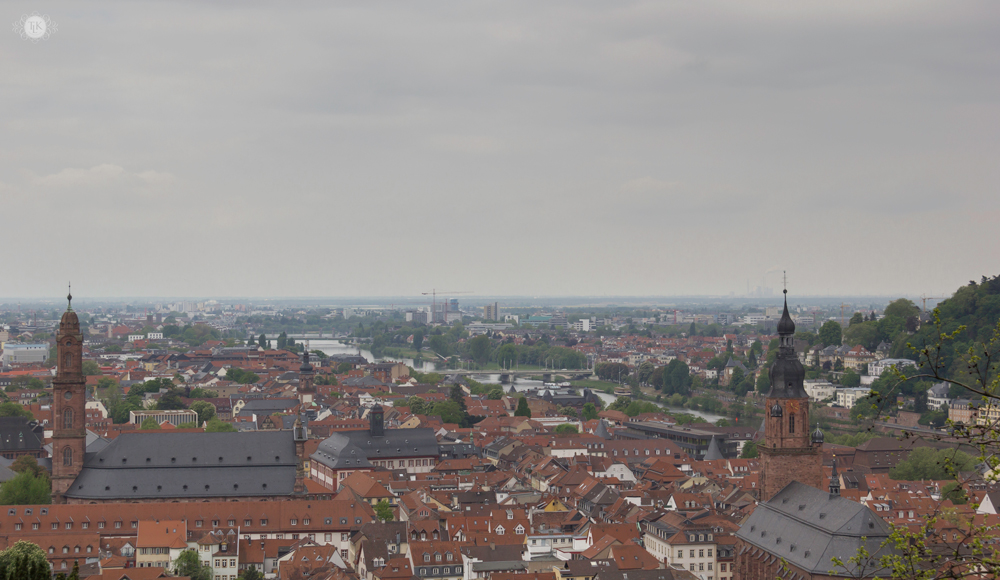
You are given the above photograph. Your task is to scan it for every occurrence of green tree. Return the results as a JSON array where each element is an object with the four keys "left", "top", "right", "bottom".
[
  {"left": 0, "top": 540, "right": 51, "bottom": 579},
  {"left": 740, "top": 441, "right": 759, "bottom": 458},
  {"left": 582, "top": 403, "right": 598, "bottom": 421},
  {"left": 374, "top": 499, "right": 394, "bottom": 522},
  {"left": 406, "top": 396, "right": 428, "bottom": 415},
  {"left": 0, "top": 469, "right": 51, "bottom": 505},
  {"left": 174, "top": 549, "right": 212, "bottom": 580},
  {"left": 81, "top": 360, "right": 101, "bottom": 376},
  {"left": 239, "top": 566, "right": 264, "bottom": 580},
  {"left": 140, "top": 417, "right": 161, "bottom": 430},
  {"left": 276, "top": 331, "right": 288, "bottom": 350},
  {"left": 257, "top": 334, "right": 267, "bottom": 349},
  {"left": 468, "top": 335, "right": 492, "bottom": 365},
  {"left": 156, "top": 389, "right": 186, "bottom": 410},
  {"left": 205, "top": 419, "right": 237, "bottom": 432},
  {"left": 412, "top": 330, "right": 424, "bottom": 351},
  {"left": 225, "top": 368, "right": 260, "bottom": 384},
  {"left": 884, "top": 298, "right": 920, "bottom": 320},
  {"left": 553, "top": 424, "right": 578, "bottom": 435},
  {"left": 840, "top": 369, "right": 861, "bottom": 388},
  {"left": 888, "top": 447, "right": 975, "bottom": 481},
  {"left": 10, "top": 455, "right": 46, "bottom": 478},
  {"left": 514, "top": 397, "right": 531, "bottom": 418},
  {"left": 188, "top": 387, "right": 218, "bottom": 398},
  {"left": 818, "top": 321, "right": 843, "bottom": 346},
  {"left": 849, "top": 312, "right": 865, "bottom": 326},
  {"left": 689, "top": 322, "right": 696, "bottom": 336},
  {"left": 428, "top": 335, "right": 450, "bottom": 357},
  {"left": 190, "top": 401, "right": 216, "bottom": 424},
  {"left": 487, "top": 388, "right": 504, "bottom": 400},
  {"left": 0, "top": 403, "right": 33, "bottom": 419},
  {"left": 941, "top": 481, "right": 967, "bottom": 505}
]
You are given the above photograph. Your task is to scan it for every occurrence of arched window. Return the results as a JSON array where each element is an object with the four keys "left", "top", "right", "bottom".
[
  {"left": 63, "top": 408, "right": 73, "bottom": 430},
  {"left": 63, "top": 447, "right": 73, "bottom": 467},
  {"left": 789, "top": 414, "right": 795, "bottom": 434}
]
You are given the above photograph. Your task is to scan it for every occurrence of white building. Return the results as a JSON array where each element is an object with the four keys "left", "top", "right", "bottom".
[
  {"left": 1, "top": 343, "right": 49, "bottom": 365},
  {"left": 869, "top": 358, "right": 917, "bottom": 377},
  {"left": 836, "top": 387, "right": 871, "bottom": 409},
  {"left": 803, "top": 381, "right": 837, "bottom": 403},
  {"left": 743, "top": 314, "right": 766, "bottom": 325},
  {"left": 571, "top": 319, "right": 591, "bottom": 332},
  {"left": 147, "top": 332, "right": 164, "bottom": 340},
  {"left": 128, "top": 334, "right": 144, "bottom": 342}
]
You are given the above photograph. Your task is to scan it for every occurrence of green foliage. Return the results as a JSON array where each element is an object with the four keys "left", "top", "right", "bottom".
[
  {"left": 553, "top": 424, "right": 578, "bottom": 435},
  {"left": 0, "top": 403, "right": 33, "bottom": 419},
  {"left": 374, "top": 499, "right": 394, "bottom": 522},
  {"left": 582, "top": 403, "right": 598, "bottom": 421},
  {"left": 822, "top": 430, "right": 879, "bottom": 447},
  {"left": 468, "top": 335, "right": 492, "bottom": 364},
  {"left": 515, "top": 397, "right": 531, "bottom": 418},
  {"left": 884, "top": 298, "right": 920, "bottom": 320},
  {"left": 740, "top": 441, "right": 758, "bottom": 458},
  {"left": 0, "top": 469, "right": 51, "bottom": 505},
  {"left": 0, "top": 540, "right": 51, "bottom": 579},
  {"left": 487, "top": 388, "right": 504, "bottom": 400},
  {"left": 412, "top": 330, "right": 424, "bottom": 351},
  {"left": 239, "top": 565, "right": 264, "bottom": 580},
  {"left": 428, "top": 335, "right": 450, "bottom": 357},
  {"left": 595, "top": 362, "right": 629, "bottom": 381},
  {"left": 840, "top": 369, "right": 861, "bottom": 388},
  {"left": 755, "top": 371, "right": 770, "bottom": 393},
  {"left": 140, "top": 417, "right": 161, "bottom": 430},
  {"left": 190, "top": 401, "right": 216, "bottom": 424},
  {"left": 10, "top": 455, "right": 46, "bottom": 478},
  {"left": 175, "top": 549, "right": 213, "bottom": 580},
  {"left": 205, "top": 419, "right": 236, "bottom": 432},
  {"left": 225, "top": 367, "right": 260, "bottom": 384},
  {"left": 81, "top": 360, "right": 102, "bottom": 376},
  {"left": 941, "top": 481, "right": 967, "bottom": 505},
  {"left": 7, "top": 376, "right": 45, "bottom": 392},
  {"left": 156, "top": 389, "right": 186, "bottom": 410},
  {"left": 429, "top": 401, "right": 464, "bottom": 425},
  {"left": 849, "top": 312, "right": 865, "bottom": 326},
  {"left": 819, "top": 321, "right": 843, "bottom": 346},
  {"left": 661, "top": 360, "right": 692, "bottom": 396},
  {"left": 888, "top": 447, "right": 975, "bottom": 481},
  {"left": 176, "top": 422, "right": 198, "bottom": 429},
  {"left": 188, "top": 387, "right": 218, "bottom": 398}
]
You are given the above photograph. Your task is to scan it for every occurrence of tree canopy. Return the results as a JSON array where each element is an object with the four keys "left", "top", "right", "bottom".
[
  {"left": 888, "top": 447, "right": 975, "bottom": 481},
  {"left": 0, "top": 540, "right": 51, "bottom": 580}
]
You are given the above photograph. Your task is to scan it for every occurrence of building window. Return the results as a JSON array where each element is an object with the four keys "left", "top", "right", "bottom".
[
  {"left": 64, "top": 408, "right": 74, "bottom": 429},
  {"left": 63, "top": 447, "right": 73, "bottom": 466}
]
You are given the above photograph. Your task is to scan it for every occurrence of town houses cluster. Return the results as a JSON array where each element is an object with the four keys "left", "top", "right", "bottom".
[{"left": 0, "top": 294, "right": 994, "bottom": 580}]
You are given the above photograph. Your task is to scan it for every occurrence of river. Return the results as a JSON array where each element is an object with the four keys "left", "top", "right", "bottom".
[{"left": 306, "top": 339, "right": 725, "bottom": 423}]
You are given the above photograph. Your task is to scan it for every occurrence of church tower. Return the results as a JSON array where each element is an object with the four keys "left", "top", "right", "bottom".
[
  {"left": 298, "top": 349, "right": 315, "bottom": 407},
  {"left": 758, "top": 290, "right": 824, "bottom": 502},
  {"left": 51, "top": 289, "right": 87, "bottom": 502}
]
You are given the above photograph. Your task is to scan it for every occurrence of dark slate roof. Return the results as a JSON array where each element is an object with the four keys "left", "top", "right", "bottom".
[
  {"left": 311, "top": 427, "right": 439, "bottom": 471},
  {"left": 65, "top": 431, "right": 296, "bottom": 500},
  {"left": 735, "top": 482, "right": 895, "bottom": 575},
  {"left": 703, "top": 436, "right": 723, "bottom": 461},
  {"left": 0, "top": 417, "right": 44, "bottom": 452},
  {"left": 237, "top": 398, "right": 299, "bottom": 417}
]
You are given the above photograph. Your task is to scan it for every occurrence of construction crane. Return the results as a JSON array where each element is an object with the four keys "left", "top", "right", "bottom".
[
  {"left": 421, "top": 290, "right": 472, "bottom": 324},
  {"left": 921, "top": 295, "right": 948, "bottom": 313}
]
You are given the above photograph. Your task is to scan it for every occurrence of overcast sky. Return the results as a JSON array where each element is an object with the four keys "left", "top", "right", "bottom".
[{"left": 2, "top": 1, "right": 998, "bottom": 299}]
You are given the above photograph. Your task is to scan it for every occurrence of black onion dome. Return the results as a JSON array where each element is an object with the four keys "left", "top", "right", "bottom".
[
  {"left": 767, "top": 291, "right": 808, "bottom": 399},
  {"left": 812, "top": 424, "right": 824, "bottom": 444},
  {"left": 777, "top": 292, "right": 795, "bottom": 335}
]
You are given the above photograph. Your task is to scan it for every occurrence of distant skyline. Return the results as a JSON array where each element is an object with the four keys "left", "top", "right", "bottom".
[{"left": 3, "top": 1, "right": 998, "bottom": 298}]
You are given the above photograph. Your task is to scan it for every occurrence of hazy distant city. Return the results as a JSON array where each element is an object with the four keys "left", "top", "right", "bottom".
[{"left": 3, "top": 2, "right": 998, "bottom": 580}]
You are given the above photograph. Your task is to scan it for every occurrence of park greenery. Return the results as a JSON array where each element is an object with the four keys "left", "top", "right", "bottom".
[{"left": 0, "top": 540, "right": 51, "bottom": 579}]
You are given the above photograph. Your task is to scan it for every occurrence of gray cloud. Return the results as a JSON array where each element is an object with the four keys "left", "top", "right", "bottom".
[{"left": 1, "top": 1, "right": 998, "bottom": 299}]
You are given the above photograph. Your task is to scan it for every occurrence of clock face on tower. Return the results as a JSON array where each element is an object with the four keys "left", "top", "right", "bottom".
[{"left": 64, "top": 391, "right": 73, "bottom": 400}]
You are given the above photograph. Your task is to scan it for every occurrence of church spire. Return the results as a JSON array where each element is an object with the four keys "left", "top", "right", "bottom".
[{"left": 66, "top": 282, "right": 73, "bottom": 312}]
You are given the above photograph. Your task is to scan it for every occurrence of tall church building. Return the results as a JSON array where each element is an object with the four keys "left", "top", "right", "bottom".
[
  {"left": 758, "top": 291, "right": 824, "bottom": 502},
  {"left": 51, "top": 292, "right": 87, "bottom": 502}
]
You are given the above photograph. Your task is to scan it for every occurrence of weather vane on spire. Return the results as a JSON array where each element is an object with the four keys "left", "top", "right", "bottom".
[
  {"left": 783, "top": 271, "right": 787, "bottom": 295},
  {"left": 67, "top": 282, "right": 73, "bottom": 310}
]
